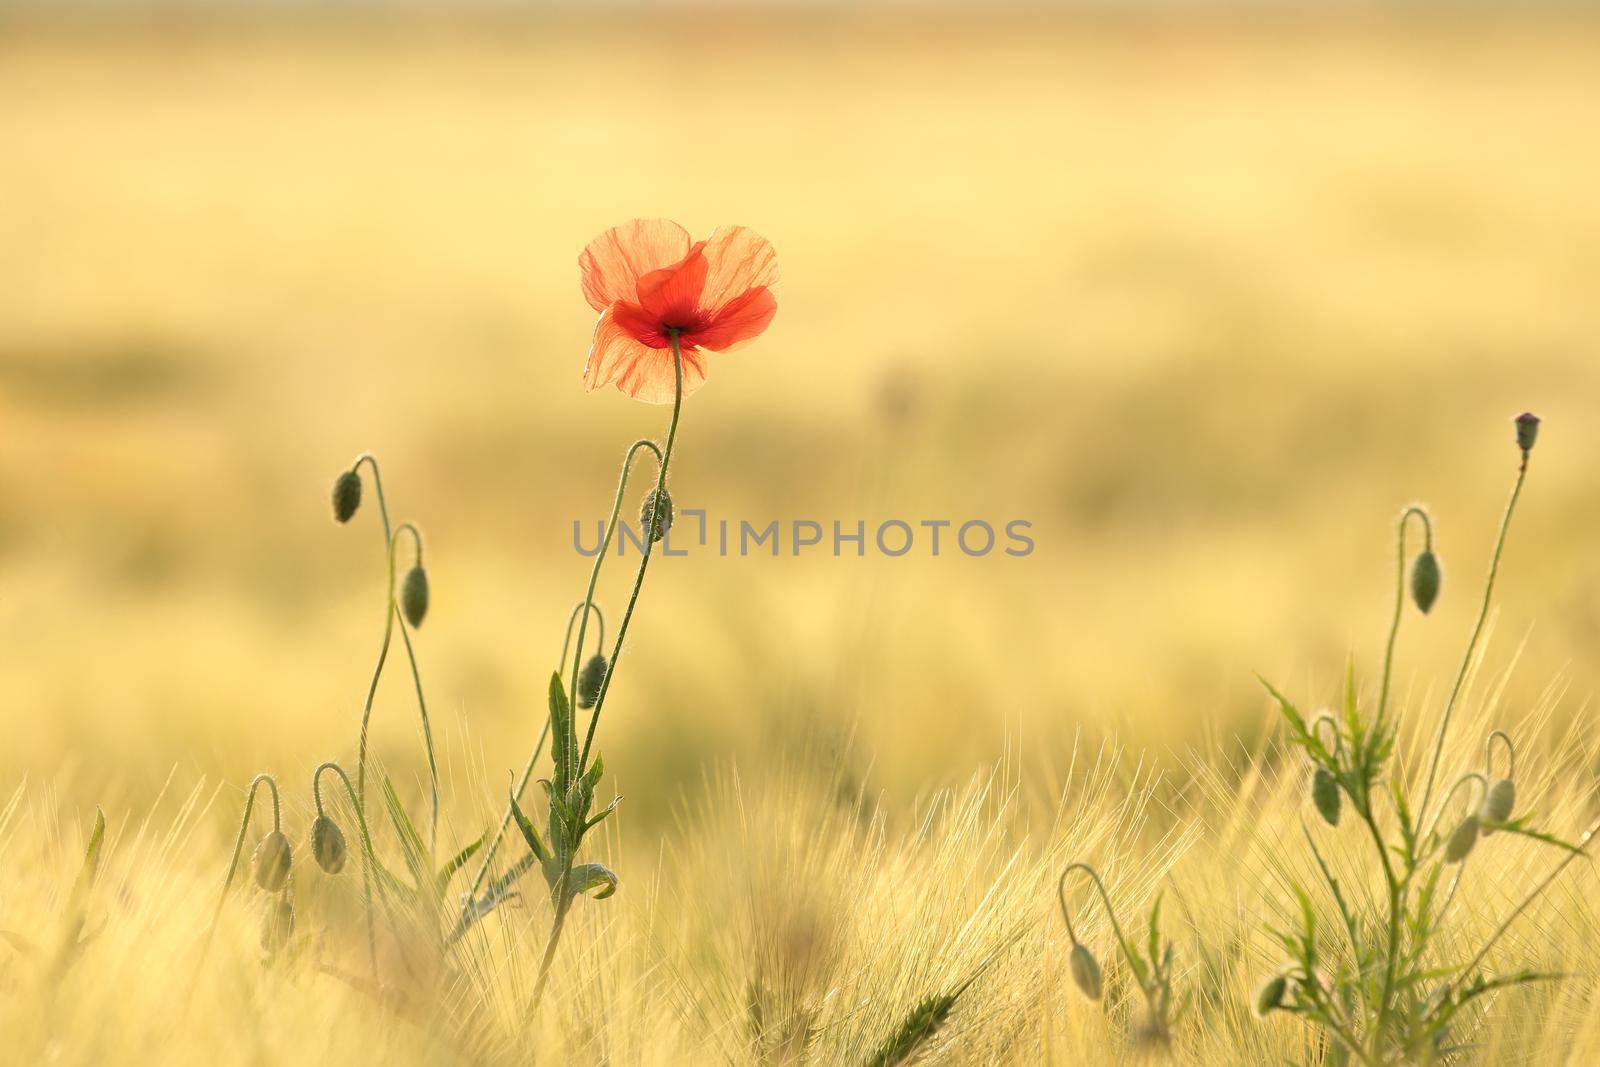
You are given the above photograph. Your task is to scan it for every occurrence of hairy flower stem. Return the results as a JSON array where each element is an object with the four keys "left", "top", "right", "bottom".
[
  {"left": 530, "top": 334, "right": 685, "bottom": 1013},
  {"left": 1376, "top": 506, "right": 1432, "bottom": 730},
  {"left": 1419, "top": 449, "right": 1531, "bottom": 820}
]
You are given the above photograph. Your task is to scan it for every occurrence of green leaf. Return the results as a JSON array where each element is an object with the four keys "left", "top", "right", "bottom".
[
  {"left": 584, "top": 795, "right": 623, "bottom": 833},
  {"left": 435, "top": 834, "right": 485, "bottom": 897},
  {"left": 66, "top": 808, "right": 106, "bottom": 917},
  {"left": 507, "top": 790, "right": 549, "bottom": 864},
  {"left": 549, "top": 672, "right": 573, "bottom": 790},
  {"left": 381, "top": 776, "right": 430, "bottom": 893},
  {"left": 567, "top": 862, "right": 618, "bottom": 900}
]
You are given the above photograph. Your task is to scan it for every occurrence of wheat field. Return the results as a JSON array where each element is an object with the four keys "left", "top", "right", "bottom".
[{"left": 3, "top": 8, "right": 1600, "bottom": 1064}]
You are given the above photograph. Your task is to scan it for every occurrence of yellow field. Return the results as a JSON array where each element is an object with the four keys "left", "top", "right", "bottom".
[{"left": 3, "top": 9, "right": 1600, "bottom": 1064}]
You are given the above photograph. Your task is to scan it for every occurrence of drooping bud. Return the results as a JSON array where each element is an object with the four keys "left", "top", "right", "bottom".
[
  {"left": 640, "top": 487, "right": 674, "bottom": 545},
  {"left": 252, "top": 831, "right": 292, "bottom": 892},
  {"left": 1255, "top": 973, "right": 1288, "bottom": 1017},
  {"left": 577, "top": 653, "right": 608, "bottom": 710},
  {"left": 1312, "top": 768, "right": 1341, "bottom": 827},
  {"left": 1069, "top": 943, "right": 1103, "bottom": 1001},
  {"left": 261, "top": 896, "right": 295, "bottom": 953},
  {"left": 1445, "top": 815, "right": 1479, "bottom": 863},
  {"left": 1478, "top": 778, "right": 1516, "bottom": 836},
  {"left": 1411, "top": 551, "right": 1441, "bottom": 614},
  {"left": 332, "top": 470, "right": 362, "bottom": 524},
  {"left": 1514, "top": 412, "right": 1540, "bottom": 453},
  {"left": 401, "top": 565, "right": 429, "bottom": 627},
  {"left": 310, "top": 815, "right": 347, "bottom": 874}
]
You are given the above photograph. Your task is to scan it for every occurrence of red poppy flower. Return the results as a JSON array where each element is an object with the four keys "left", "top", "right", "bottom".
[{"left": 580, "top": 219, "right": 778, "bottom": 403}]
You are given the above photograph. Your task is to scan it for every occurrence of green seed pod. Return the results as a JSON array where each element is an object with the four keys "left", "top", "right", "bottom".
[
  {"left": 640, "top": 487, "right": 673, "bottom": 545},
  {"left": 261, "top": 896, "right": 295, "bottom": 953},
  {"left": 1411, "top": 551, "right": 1441, "bottom": 614},
  {"left": 1514, "top": 412, "right": 1540, "bottom": 453},
  {"left": 1445, "top": 814, "right": 1480, "bottom": 863},
  {"left": 252, "top": 830, "right": 292, "bottom": 892},
  {"left": 577, "top": 653, "right": 608, "bottom": 710},
  {"left": 332, "top": 470, "right": 362, "bottom": 524},
  {"left": 1312, "top": 767, "right": 1342, "bottom": 827},
  {"left": 310, "top": 815, "right": 347, "bottom": 874},
  {"left": 1255, "top": 973, "right": 1288, "bottom": 1017},
  {"left": 1069, "top": 943, "right": 1102, "bottom": 1001},
  {"left": 1479, "top": 778, "right": 1516, "bottom": 835},
  {"left": 401, "top": 565, "right": 429, "bottom": 628}
]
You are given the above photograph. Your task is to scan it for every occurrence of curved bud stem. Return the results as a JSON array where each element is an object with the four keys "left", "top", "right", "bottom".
[
  {"left": 1310, "top": 713, "right": 1346, "bottom": 764},
  {"left": 1056, "top": 862, "right": 1140, "bottom": 976},
  {"left": 1485, "top": 729, "right": 1516, "bottom": 781},
  {"left": 1378, "top": 505, "right": 1433, "bottom": 728},
  {"left": 314, "top": 760, "right": 387, "bottom": 974},
  {"left": 393, "top": 522, "right": 424, "bottom": 567}
]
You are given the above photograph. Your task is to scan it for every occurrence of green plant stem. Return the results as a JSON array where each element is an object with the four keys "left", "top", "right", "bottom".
[
  {"left": 464, "top": 443, "right": 655, "bottom": 909},
  {"left": 1419, "top": 451, "right": 1530, "bottom": 819},
  {"left": 1377, "top": 506, "right": 1432, "bottom": 729},
  {"left": 578, "top": 337, "right": 685, "bottom": 772},
  {"left": 531, "top": 334, "right": 685, "bottom": 1013}
]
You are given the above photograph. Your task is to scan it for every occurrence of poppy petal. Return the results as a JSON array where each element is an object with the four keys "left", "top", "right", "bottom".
[
  {"left": 698, "top": 227, "right": 778, "bottom": 315},
  {"left": 685, "top": 286, "right": 777, "bottom": 352},
  {"left": 584, "top": 307, "right": 710, "bottom": 404},
  {"left": 636, "top": 248, "right": 709, "bottom": 327},
  {"left": 579, "top": 219, "right": 692, "bottom": 313}
]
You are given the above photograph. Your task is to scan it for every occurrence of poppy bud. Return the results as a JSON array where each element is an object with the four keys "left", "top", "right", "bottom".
[
  {"left": 401, "top": 565, "right": 429, "bottom": 627},
  {"left": 1069, "top": 943, "right": 1102, "bottom": 1001},
  {"left": 577, "top": 653, "right": 608, "bottom": 710},
  {"left": 1411, "top": 551, "right": 1441, "bottom": 614},
  {"left": 332, "top": 470, "right": 362, "bottom": 524},
  {"left": 1445, "top": 815, "right": 1479, "bottom": 863},
  {"left": 310, "top": 815, "right": 347, "bottom": 874},
  {"left": 1255, "top": 973, "right": 1288, "bottom": 1017},
  {"left": 640, "top": 487, "right": 673, "bottom": 545},
  {"left": 1312, "top": 768, "right": 1341, "bottom": 827},
  {"left": 252, "top": 831, "right": 292, "bottom": 892},
  {"left": 1514, "top": 412, "right": 1540, "bottom": 453},
  {"left": 261, "top": 896, "right": 295, "bottom": 953},
  {"left": 1479, "top": 779, "right": 1516, "bottom": 836}
]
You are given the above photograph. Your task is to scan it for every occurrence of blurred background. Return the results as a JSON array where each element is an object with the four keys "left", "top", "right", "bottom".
[{"left": 2, "top": 5, "right": 1598, "bottom": 836}]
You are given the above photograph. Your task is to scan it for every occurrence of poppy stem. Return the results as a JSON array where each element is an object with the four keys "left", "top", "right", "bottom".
[
  {"left": 531, "top": 334, "right": 685, "bottom": 1014},
  {"left": 577, "top": 334, "right": 684, "bottom": 772},
  {"left": 1419, "top": 448, "right": 1530, "bottom": 821}
]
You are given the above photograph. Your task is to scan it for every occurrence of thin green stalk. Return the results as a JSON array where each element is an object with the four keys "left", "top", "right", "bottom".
[
  {"left": 1419, "top": 451, "right": 1531, "bottom": 819},
  {"left": 578, "top": 335, "right": 685, "bottom": 772},
  {"left": 532, "top": 334, "right": 685, "bottom": 1012},
  {"left": 1376, "top": 506, "right": 1432, "bottom": 729},
  {"left": 392, "top": 520, "right": 439, "bottom": 856}
]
